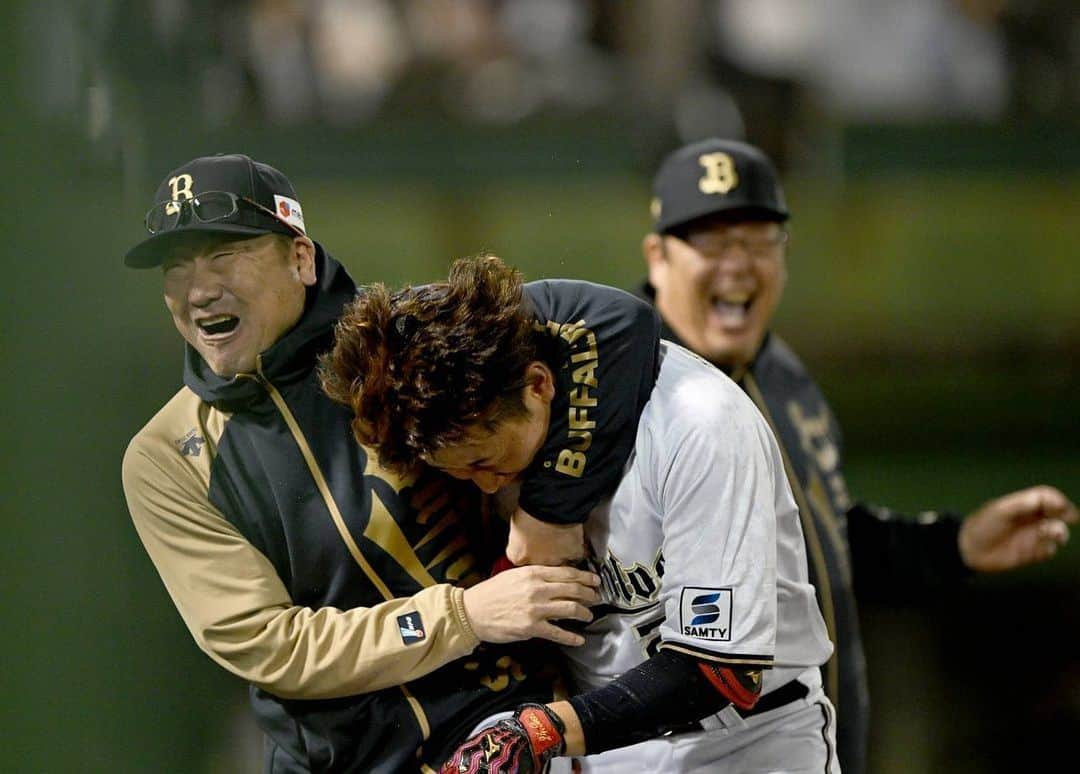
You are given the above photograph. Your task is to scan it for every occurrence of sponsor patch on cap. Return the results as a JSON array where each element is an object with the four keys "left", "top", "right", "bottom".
[
  {"left": 679, "top": 587, "right": 732, "bottom": 641},
  {"left": 273, "top": 195, "right": 306, "bottom": 233},
  {"left": 397, "top": 612, "right": 426, "bottom": 645}
]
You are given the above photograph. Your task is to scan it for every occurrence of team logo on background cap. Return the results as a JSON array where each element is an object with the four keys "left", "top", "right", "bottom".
[
  {"left": 697, "top": 153, "right": 738, "bottom": 195},
  {"left": 273, "top": 195, "right": 306, "bottom": 233},
  {"left": 680, "top": 587, "right": 732, "bottom": 640},
  {"left": 397, "top": 612, "right": 426, "bottom": 645}
]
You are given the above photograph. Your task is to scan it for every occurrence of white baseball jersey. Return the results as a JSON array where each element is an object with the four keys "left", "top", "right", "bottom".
[{"left": 564, "top": 341, "right": 837, "bottom": 772}]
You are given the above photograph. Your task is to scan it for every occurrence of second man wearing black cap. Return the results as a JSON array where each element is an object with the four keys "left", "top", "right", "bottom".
[{"left": 638, "top": 137, "right": 1078, "bottom": 774}]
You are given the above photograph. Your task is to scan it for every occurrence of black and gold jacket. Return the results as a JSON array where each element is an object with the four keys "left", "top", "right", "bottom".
[
  {"left": 637, "top": 282, "right": 968, "bottom": 774},
  {"left": 121, "top": 245, "right": 659, "bottom": 774}
]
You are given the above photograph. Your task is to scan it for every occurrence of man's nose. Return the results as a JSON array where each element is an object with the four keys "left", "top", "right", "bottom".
[
  {"left": 714, "top": 243, "right": 753, "bottom": 273},
  {"left": 187, "top": 261, "right": 223, "bottom": 307},
  {"left": 471, "top": 471, "right": 511, "bottom": 494}
]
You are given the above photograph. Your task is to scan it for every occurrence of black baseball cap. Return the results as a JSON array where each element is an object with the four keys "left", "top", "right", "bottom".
[
  {"left": 124, "top": 153, "right": 307, "bottom": 268},
  {"left": 650, "top": 138, "right": 789, "bottom": 234}
]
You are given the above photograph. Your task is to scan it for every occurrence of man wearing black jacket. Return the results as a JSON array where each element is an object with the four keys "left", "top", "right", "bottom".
[
  {"left": 637, "top": 137, "right": 1077, "bottom": 774},
  {"left": 121, "top": 153, "right": 662, "bottom": 772}
]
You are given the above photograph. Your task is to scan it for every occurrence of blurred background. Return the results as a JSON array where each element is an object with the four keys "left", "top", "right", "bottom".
[{"left": 3, "top": 0, "right": 1076, "bottom": 771}]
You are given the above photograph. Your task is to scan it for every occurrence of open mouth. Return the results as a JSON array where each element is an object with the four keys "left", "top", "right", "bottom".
[
  {"left": 710, "top": 294, "right": 753, "bottom": 326},
  {"left": 196, "top": 314, "right": 240, "bottom": 337}
]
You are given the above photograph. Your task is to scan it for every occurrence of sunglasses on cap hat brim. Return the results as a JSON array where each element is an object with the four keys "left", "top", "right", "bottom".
[{"left": 124, "top": 191, "right": 303, "bottom": 268}]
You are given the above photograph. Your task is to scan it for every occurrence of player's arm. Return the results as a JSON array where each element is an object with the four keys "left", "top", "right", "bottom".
[
  {"left": 560, "top": 649, "right": 761, "bottom": 754},
  {"left": 504, "top": 506, "right": 588, "bottom": 566},
  {"left": 508, "top": 280, "right": 660, "bottom": 565},
  {"left": 123, "top": 438, "right": 598, "bottom": 700},
  {"left": 440, "top": 650, "right": 761, "bottom": 770},
  {"left": 519, "top": 280, "right": 660, "bottom": 528}
]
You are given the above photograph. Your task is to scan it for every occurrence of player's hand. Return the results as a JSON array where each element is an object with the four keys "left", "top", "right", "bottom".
[
  {"left": 439, "top": 704, "right": 566, "bottom": 774},
  {"left": 507, "top": 507, "right": 587, "bottom": 566},
  {"left": 463, "top": 565, "right": 600, "bottom": 646},
  {"left": 958, "top": 485, "right": 1077, "bottom": 572}
]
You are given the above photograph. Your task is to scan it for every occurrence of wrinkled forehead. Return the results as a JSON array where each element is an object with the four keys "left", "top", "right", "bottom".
[{"left": 161, "top": 232, "right": 275, "bottom": 265}]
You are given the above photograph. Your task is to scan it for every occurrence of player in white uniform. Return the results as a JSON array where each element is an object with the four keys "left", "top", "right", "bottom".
[
  {"left": 324, "top": 254, "right": 839, "bottom": 773},
  {"left": 564, "top": 340, "right": 836, "bottom": 772}
]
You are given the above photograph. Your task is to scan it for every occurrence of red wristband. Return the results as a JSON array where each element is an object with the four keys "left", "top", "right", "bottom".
[{"left": 516, "top": 704, "right": 566, "bottom": 761}]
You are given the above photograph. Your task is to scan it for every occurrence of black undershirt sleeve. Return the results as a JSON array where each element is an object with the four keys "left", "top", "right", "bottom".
[
  {"left": 520, "top": 280, "right": 661, "bottom": 525},
  {"left": 567, "top": 649, "right": 732, "bottom": 755}
]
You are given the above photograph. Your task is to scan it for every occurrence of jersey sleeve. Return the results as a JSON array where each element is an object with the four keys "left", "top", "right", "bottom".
[
  {"left": 653, "top": 400, "right": 779, "bottom": 669},
  {"left": 519, "top": 280, "right": 661, "bottom": 525},
  {"left": 122, "top": 432, "right": 481, "bottom": 701}
]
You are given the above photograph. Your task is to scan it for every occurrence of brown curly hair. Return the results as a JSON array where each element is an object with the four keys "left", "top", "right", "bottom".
[{"left": 320, "top": 254, "right": 539, "bottom": 474}]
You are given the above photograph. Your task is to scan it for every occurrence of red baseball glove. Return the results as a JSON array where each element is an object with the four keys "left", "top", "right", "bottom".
[{"left": 440, "top": 703, "right": 566, "bottom": 774}]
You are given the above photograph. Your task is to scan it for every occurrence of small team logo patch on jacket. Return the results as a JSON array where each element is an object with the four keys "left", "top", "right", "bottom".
[
  {"left": 680, "top": 587, "right": 733, "bottom": 640},
  {"left": 397, "top": 612, "right": 425, "bottom": 644},
  {"left": 176, "top": 429, "right": 205, "bottom": 457}
]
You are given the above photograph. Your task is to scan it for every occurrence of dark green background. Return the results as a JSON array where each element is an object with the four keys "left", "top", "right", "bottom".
[{"left": 4, "top": 15, "right": 1077, "bottom": 772}]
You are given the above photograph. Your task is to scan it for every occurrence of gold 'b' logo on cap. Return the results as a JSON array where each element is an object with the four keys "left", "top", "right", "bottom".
[
  {"left": 164, "top": 174, "right": 195, "bottom": 215},
  {"left": 698, "top": 152, "right": 738, "bottom": 195}
]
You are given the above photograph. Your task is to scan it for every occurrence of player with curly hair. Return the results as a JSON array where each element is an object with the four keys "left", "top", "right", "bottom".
[{"left": 323, "top": 254, "right": 839, "bottom": 773}]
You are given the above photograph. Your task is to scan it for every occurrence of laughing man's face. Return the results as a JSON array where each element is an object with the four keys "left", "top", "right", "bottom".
[
  {"left": 161, "top": 234, "right": 315, "bottom": 377},
  {"left": 649, "top": 216, "right": 787, "bottom": 370}
]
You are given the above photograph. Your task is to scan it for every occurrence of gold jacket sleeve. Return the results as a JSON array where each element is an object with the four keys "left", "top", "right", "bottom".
[{"left": 122, "top": 431, "right": 480, "bottom": 700}]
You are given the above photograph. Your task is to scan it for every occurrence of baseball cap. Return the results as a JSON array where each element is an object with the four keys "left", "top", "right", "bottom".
[
  {"left": 124, "top": 153, "right": 307, "bottom": 268},
  {"left": 650, "top": 138, "right": 789, "bottom": 234}
]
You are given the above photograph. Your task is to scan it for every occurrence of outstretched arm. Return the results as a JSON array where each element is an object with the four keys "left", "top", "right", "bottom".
[{"left": 849, "top": 485, "right": 1076, "bottom": 602}]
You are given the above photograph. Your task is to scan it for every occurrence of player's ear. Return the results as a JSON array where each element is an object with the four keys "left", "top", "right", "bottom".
[
  {"left": 523, "top": 361, "right": 556, "bottom": 404},
  {"left": 643, "top": 233, "right": 668, "bottom": 290}
]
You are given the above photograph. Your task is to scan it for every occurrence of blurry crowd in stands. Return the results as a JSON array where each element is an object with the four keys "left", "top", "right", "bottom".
[{"left": 23, "top": 0, "right": 1078, "bottom": 170}]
